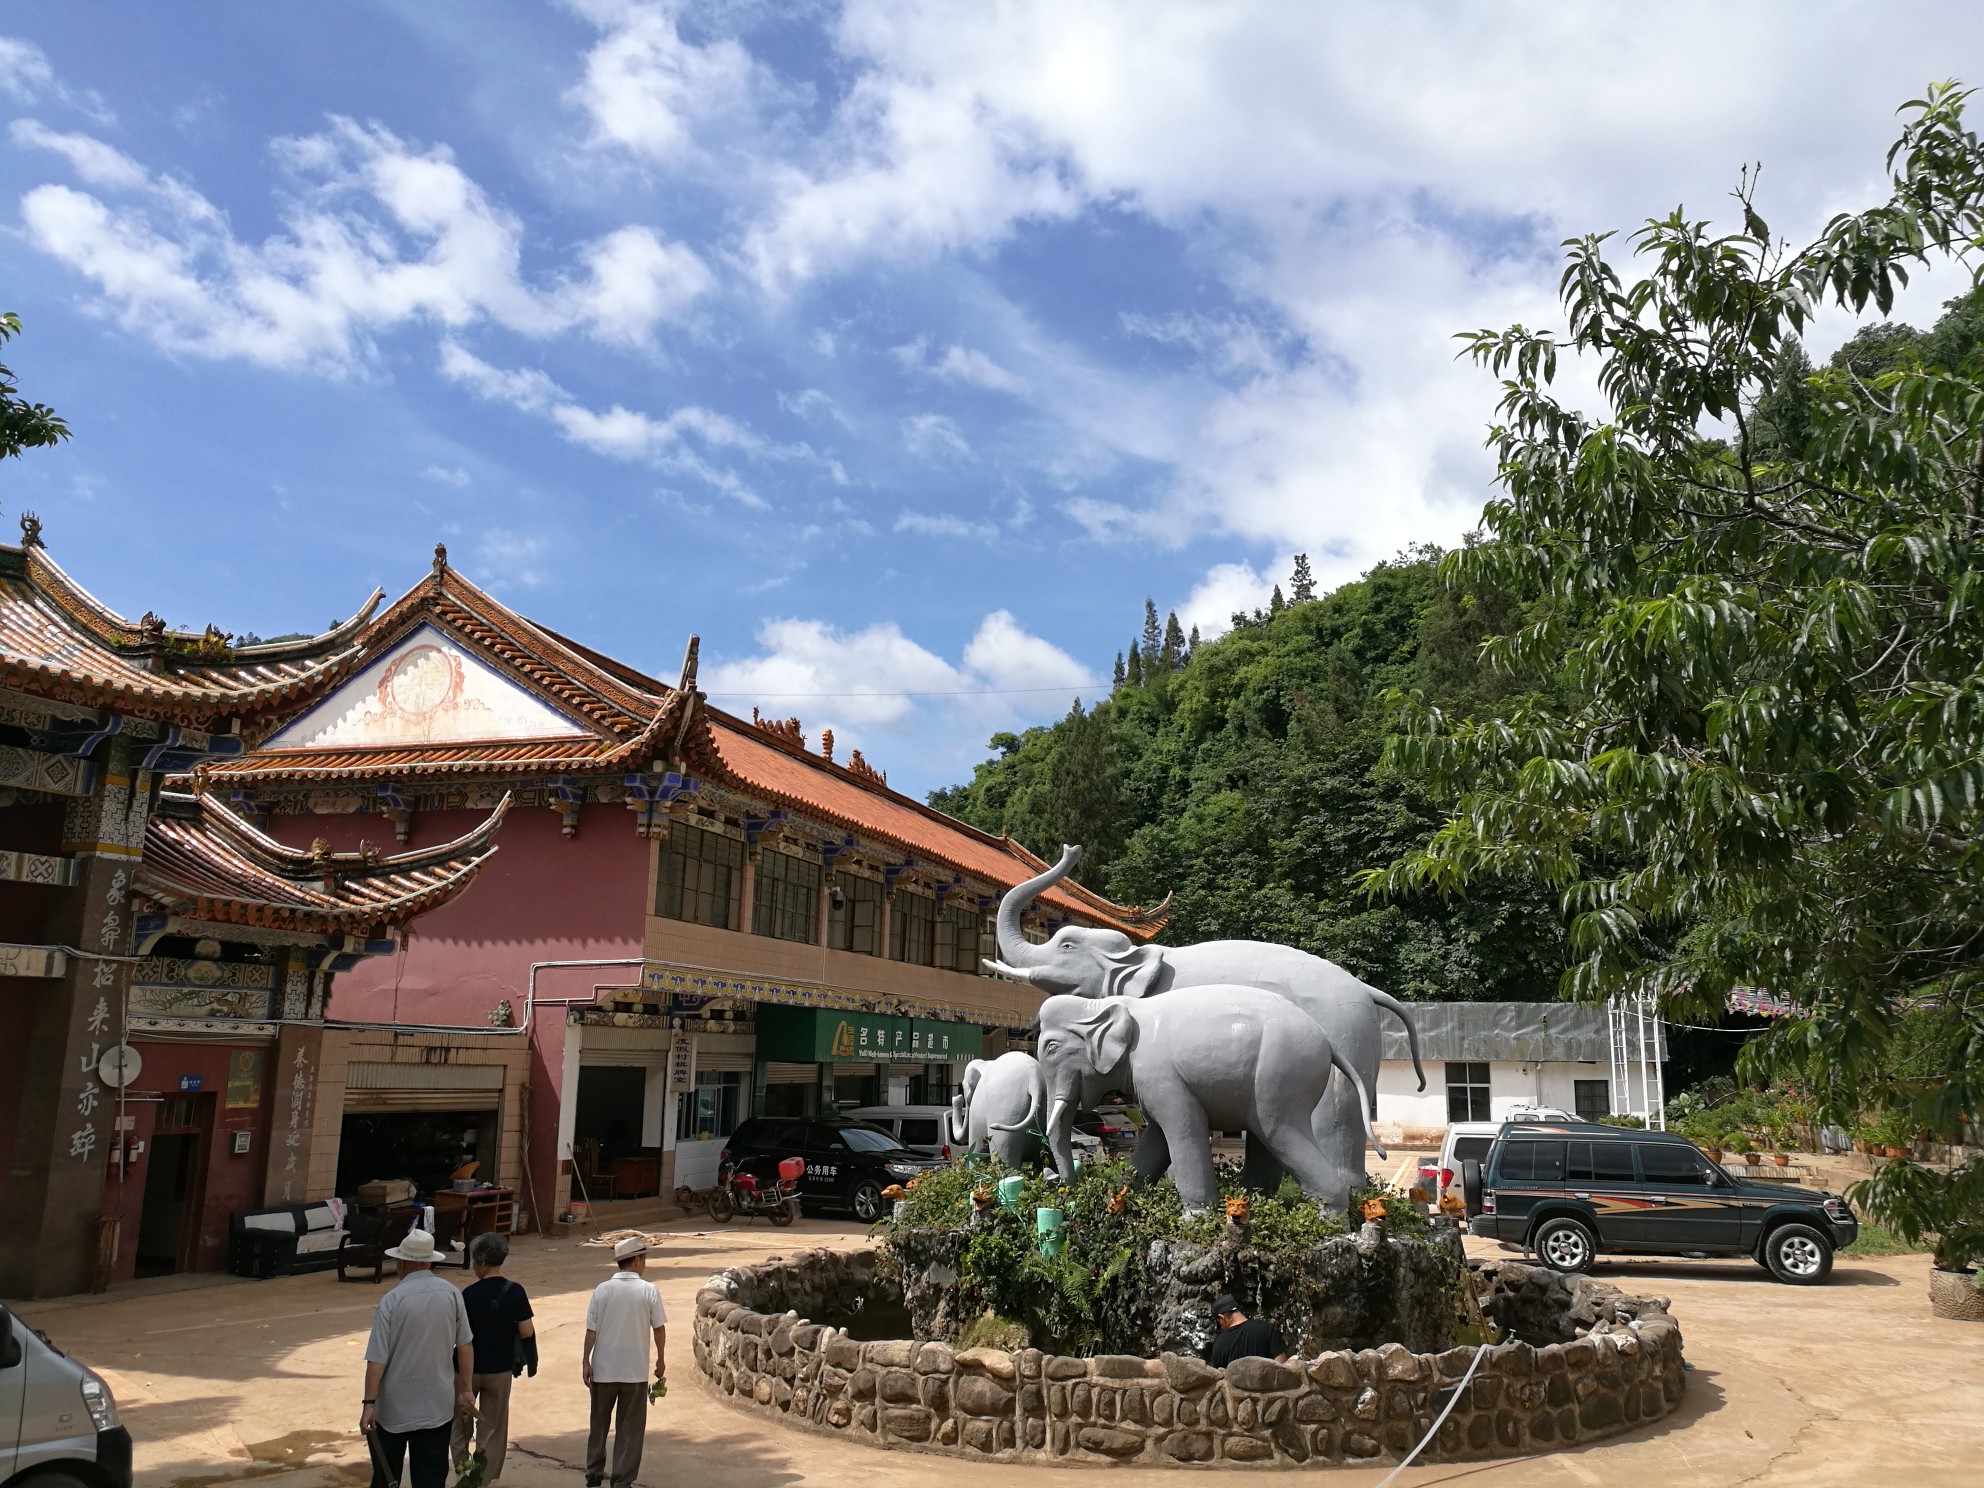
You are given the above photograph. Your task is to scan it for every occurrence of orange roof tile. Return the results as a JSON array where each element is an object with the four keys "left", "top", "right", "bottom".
[
  {"left": 2, "top": 538, "right": 378, "bottom": 726},
  {"left": 138, "top": 788, "right": 507, "bottom": 933}
]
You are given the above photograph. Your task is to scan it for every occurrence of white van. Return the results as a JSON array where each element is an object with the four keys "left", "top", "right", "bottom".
[
  {"left": 840, "top": 1105, "right": 958, "bottom": 1159},
  {"left": 1434, "top": 1106, "right": 1576, "bottom": 1202},
  {"left": 1, "top": 1300, "right": 131, "bottom": 1488}
]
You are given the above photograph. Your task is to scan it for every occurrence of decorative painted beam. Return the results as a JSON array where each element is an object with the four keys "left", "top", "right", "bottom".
[
  {"left": 375, "top": 782, "right": 413, "bottom": 843},
  {"left": 0, "top": 848, "right": 82, "bottom": 887},
  {"left": 0, "top": 746, "right": 96, "bottom": 798},
  {"left": 744, "top": 808, "right": 789, "bottom": 859},
  {"left": 621, "top": 770, "right": 698, "bottom": 838}
]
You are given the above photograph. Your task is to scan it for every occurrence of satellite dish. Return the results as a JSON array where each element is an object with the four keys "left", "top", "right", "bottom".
[{"left": 98, "top": 1044, "right": 143, "bottom": 1089}]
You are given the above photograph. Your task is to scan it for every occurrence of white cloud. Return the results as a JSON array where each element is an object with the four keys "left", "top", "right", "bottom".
[
  {"left": 564, "top": 0, "right": 768, "bottom": 163},
  {"left": 894, "top": 509, "right": 997, "bottom": 541},
  {"left": 962, "top": 609, "right": 1093, "bottom": 694},
  {"left": 901, "top": 412, "right": 970, "bottom": 459},
  {"left": 10, "top": 120, "right": 146, "bottom": 189},
  {"left": 475, "top": 527, "right": 549, "bottom": 588},
  {"left": 1176, "top": 560, "right": 1277, "bottom": 641},
  {"left": 704, "top": 610, "right": 1093, "bottom": 753},
  {"left": 0, "top": 36, "right": 109, "bottom": 120},
  {"left": 933, "top": 344, "right": 1030, "bottom": 395},
  {"left": 15, "top": 116, "right": 709, "bottom": 370},
  {"left": 422, "top": 464, "right": 470, "bottom": 487},
  {"left": 438, "top": 340, "right": 766, "bottom": 504},
  {"left": 0, "top": 36, "right": 54, "bottom": 100}
]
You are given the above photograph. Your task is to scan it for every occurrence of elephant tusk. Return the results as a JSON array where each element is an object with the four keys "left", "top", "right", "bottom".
[
  {"left": 982, "top": 958, "right": 1037, "bottom": 983},
  {"left": 1046, "top": 1097, "right": 1068, "bottom": 1136},
  {"left": 990, "top": 1080, "right": 1043, "bottom": 1135}
]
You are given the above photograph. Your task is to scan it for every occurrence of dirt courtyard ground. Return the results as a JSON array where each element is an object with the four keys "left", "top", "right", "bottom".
[{"left": 15, "top": 1215, "right": 1983, "bottom": 1488}]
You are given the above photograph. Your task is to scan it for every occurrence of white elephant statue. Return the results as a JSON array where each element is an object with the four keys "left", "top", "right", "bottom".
[
  {"left": 950, "top": 1051, "right": 1047, "bottom": 1167},
  {"left": 1032, "top": 988, "right": 1385, "bottom": 1212},
  {"left": 984, "top": 844, "right": 1425, "bottom": 1192}
]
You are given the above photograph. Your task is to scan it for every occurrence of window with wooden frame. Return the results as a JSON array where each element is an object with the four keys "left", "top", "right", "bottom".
[
  {"left": 655, "top": 820, "right": 743, "bottom": 929},
  {"left": 933, "top": 901, "right": 986, "bottom": 975},
  {"left": 752, "top": 847, "right": 822, "bottom": 944},
  {"left": 828, "top": 873, "right": 882, "bottom": 956},
  {"left": 889, "top": 888, "right": 936, "bottom": 965}
]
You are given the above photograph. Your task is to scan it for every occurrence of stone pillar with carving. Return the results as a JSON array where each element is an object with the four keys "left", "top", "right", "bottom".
[{"left": 0, "top": 735, "right": 146, "bottom": 1299}]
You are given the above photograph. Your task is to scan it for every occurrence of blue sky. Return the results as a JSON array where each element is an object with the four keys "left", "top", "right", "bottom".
[{"left": 1, "top": 2, "right": 1974, "bottom": 793}]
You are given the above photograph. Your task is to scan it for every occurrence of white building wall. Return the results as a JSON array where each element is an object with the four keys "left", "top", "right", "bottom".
[{"left": 1374, "top": 1059, "right": 1616, "bottom": 1143}]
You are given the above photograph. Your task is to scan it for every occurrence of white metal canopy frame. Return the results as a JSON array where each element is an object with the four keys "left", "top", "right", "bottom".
[{"left": 1608, "top": 992, "right": 1668, "bottom": 1129}]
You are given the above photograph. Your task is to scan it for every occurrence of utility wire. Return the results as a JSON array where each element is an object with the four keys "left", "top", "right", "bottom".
[{"left": 704, "top": 687, "right": 1088, "bottom": 698}]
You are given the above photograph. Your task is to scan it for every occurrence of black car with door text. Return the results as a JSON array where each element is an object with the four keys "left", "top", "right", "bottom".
[
  {"left": 720, "top": 1117, "right": 944, "bottom": 1223},
  {"left": 1467, "top": 1120, "right": 1857, "bottom": 1284}
]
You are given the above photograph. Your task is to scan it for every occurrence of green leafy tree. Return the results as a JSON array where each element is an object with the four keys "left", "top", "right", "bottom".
[
  {"left": 1291, "top": 553, "right": 1317, "bottom": 603},
  {"left": 1366, "top": 84, "right": 1984, "bottom": 1267},
  {"left": 934, "top": 549, "right": 1567, "bottom": 999},
  {"left": 0, "top": 313, "right": 69, "bottom": 463}
]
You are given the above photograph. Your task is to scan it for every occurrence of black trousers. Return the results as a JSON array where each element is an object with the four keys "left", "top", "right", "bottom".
[{"left": 369, "top": 1421, "right": 452, "bottom": 1488}]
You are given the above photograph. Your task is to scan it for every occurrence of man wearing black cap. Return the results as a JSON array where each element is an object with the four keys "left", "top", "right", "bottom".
[{"left": 1206, "top": 1294, "right": 1288, "bottom": 1368}]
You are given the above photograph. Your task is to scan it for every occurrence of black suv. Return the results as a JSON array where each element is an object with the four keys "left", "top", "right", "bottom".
[
  {"left": 720, "top": 1117, "right": 945, "bottom": 1222},
  {"left": 1466, "top": 1120, "right": 1858, "bottom": 1285}
]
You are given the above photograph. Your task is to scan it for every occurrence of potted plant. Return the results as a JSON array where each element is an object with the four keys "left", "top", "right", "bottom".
[
  {"left": 1772, "top": 1152, "right": 1792, "bottom": 1167},
  {"left": 1853, "top": 1156, "right": 1984, "bottom": 1321},
  {"left": 1726, "top": 1133, "right": 1755, "bottom": 1164}
]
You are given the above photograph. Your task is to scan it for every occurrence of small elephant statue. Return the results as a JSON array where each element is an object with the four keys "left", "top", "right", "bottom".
[
  {"left": 951, "top": 1051, "right": 1047, "bottom": 1168},
  {"left": 984, "top": 844, "right": 1424, "bottom": 1192},
  {"left": 1032, "top": 987, "right": 1385, "bottom": 1213}
]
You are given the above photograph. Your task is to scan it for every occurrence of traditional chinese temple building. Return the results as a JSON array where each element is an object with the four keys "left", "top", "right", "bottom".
[
  {"left": 0, "top": 521, "right": 504, "bottom": 1296},
  {"left": 6, "top": 526, "right": 1160, "bottom": 1294},
  {"left": 197, "top": 544, "right": 1162, "bottom": 1229}
]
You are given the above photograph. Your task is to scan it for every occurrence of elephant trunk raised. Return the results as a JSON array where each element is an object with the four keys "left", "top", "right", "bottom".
[{"left": 991, "top": 844, "right": 1081, "bottom": 972}]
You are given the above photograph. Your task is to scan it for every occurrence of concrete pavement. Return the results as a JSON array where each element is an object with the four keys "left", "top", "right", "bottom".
[{"left": 13, "top": 1215, "right": 1982, "bottom": 1488}]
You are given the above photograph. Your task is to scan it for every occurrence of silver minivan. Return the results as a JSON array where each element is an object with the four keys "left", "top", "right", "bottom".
[
  {"left": 1, "top": 1301, "right": 131, "bottom": 1488},
  {"left": 841, "top": 1105, "right": 958, "bottom": 1159}
]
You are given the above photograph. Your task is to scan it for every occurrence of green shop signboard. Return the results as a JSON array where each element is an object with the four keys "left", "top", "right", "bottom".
[{"left": 756, "top": 1005, "right": 983, "bottom": 1065}]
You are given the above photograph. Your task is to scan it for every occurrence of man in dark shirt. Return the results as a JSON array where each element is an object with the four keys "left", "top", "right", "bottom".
[
  {"left": 1206, "top": 1293, "right": 1288, "bottom": 1367},
  {"left": 453, "top": 1234, "right": 537, "bottom": 1481}
]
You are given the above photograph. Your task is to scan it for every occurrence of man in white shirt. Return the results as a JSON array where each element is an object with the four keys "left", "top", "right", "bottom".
[
  {"left": 582, "top": 1236, "right": 667, "bottom": 1488},
  {"left": 359, "top": 1228, "right": 474, "bottom": 1488}
]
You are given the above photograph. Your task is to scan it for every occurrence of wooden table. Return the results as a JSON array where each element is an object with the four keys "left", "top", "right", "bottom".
[
  {"left": 609, "top": 1156, "right": 663, "bottom": 1199},
  {"left": 433, "top": 1187, "right": 516, "bottom": 1238}
]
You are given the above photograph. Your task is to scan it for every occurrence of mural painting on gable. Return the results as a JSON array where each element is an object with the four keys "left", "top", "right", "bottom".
[{"left": 260, "top": 622, "right": 593, "bottom": 751}]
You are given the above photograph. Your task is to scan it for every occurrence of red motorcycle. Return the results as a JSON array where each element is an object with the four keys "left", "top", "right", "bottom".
[{"left": 706, "top": 1155, "right": 803, "bottom": 1226}]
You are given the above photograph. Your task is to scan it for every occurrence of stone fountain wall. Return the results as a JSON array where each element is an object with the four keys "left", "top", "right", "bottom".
[{"left": 690, "top": 1247, "right": 1689, "bottom": 1467}]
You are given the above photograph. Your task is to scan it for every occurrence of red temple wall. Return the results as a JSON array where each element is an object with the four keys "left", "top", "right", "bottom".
[
  {"left": 270, "top": 802, "right": 647, "bottom": 1224},
  {"left": 270, "top": 802, "right": 649, "bottom": 1027}
]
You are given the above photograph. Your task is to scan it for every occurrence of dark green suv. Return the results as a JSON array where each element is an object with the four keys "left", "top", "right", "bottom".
[{"left": 1467, "top": 1120, "right": 1858, "bottom": 1285}]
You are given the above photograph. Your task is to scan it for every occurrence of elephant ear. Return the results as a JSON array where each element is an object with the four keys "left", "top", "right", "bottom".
[
  {"left": 1103, "top": 943, "right": 1165, "bottom": 1000},
  {"left": 1076, "top": 1000, "right": 1136, "bottom": 1074}
]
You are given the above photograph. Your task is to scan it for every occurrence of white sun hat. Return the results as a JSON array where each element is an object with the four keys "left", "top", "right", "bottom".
[{"left": 385, "top": 1228, "right": 439, "bottom": 1263}]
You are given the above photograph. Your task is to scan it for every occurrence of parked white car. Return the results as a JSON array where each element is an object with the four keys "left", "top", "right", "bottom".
[{"left": 2, "top": 1300, "right": 130, "bottom": 1488}]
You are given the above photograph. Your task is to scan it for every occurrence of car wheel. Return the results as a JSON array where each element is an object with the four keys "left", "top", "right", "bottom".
[
  {"left": 849, "top": 1180, "right": 884, "bottom": 1222},
  {"left": 1534, "top": 1216, "right": 1597, "bottom": 1275},
  {"left": 1764, "top": 1223, "right": 1833, "bottom": 1284}
]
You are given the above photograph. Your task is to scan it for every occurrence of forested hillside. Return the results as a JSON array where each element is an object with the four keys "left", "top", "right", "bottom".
[{"left": 929, "top": 551, "right": 1571, "bottom": 1001}]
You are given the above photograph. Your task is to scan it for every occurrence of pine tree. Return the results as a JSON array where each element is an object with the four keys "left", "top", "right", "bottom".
[
  {"left": 1269, "top": 584, "right": 1286, "bottom": 615},
  {"left": 1140, "top": 599, "right": 1162, "bottom": 670},
  {"left": 1160, "top": 611, "right": 1185, "bottom": 671},
  {"left": 1291, "top": 553, "right": 1316, "bottom": 603},
  {"left": 1124, "top": 643, "right": 1144, "bottom": 686},
  {"left": 1188, "top": 624, "right": 1201, "bottom": 653},
  {"left": 1112, "top": 652, "right": 1126, "bottom": 686}
]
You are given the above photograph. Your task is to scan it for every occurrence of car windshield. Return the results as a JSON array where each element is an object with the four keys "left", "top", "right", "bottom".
[{"left": 836, "top": 1125, "right": 905, "bottom": 1152}]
